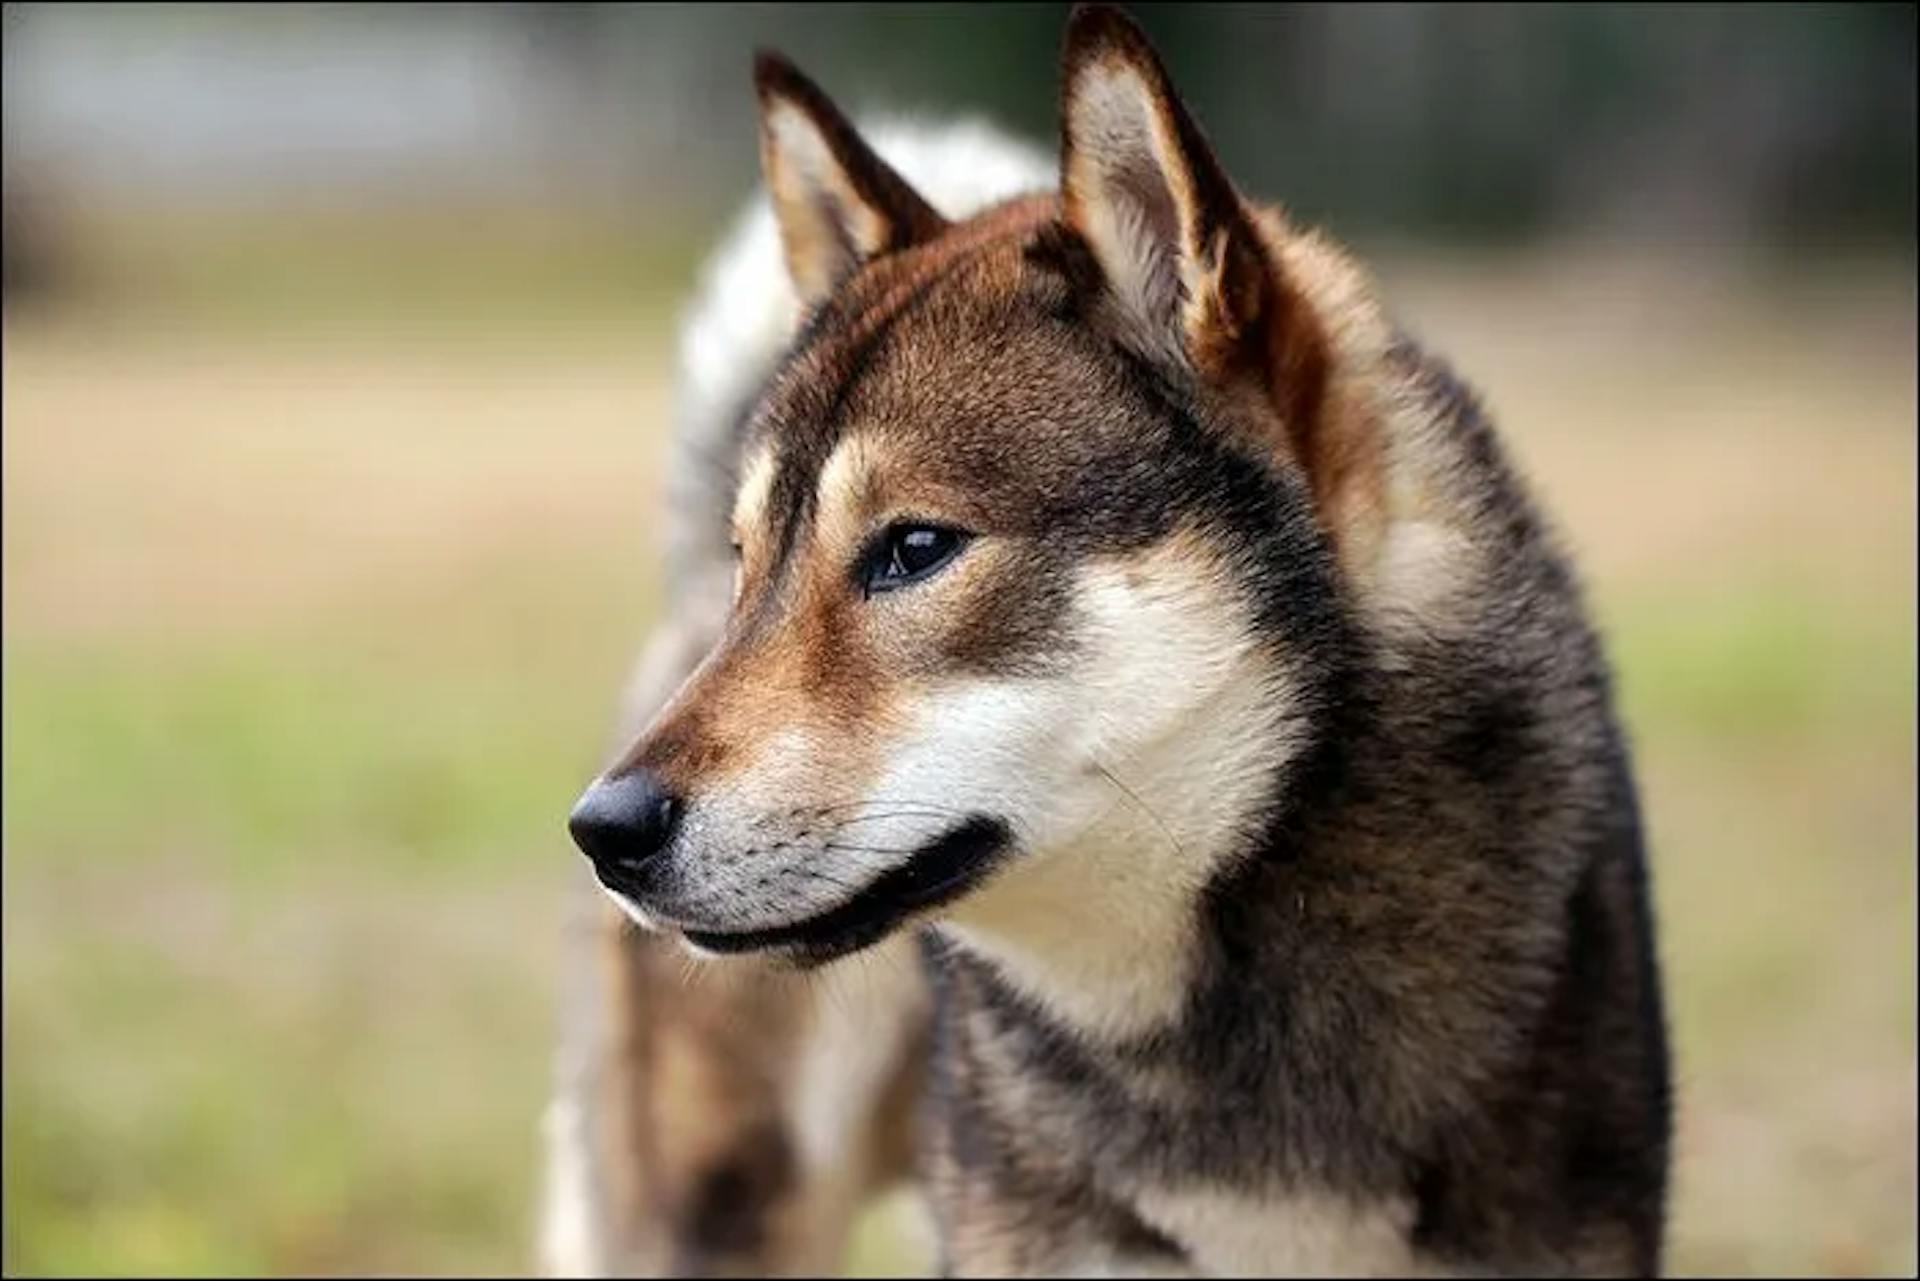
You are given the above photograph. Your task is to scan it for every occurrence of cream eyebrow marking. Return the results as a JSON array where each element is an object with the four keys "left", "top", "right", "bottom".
[
  {"left": 814, "top": 433, "right": 878, "bottom": 553},
  {"left": 732, "top": 444, "right": 780, "bottom": 539}
]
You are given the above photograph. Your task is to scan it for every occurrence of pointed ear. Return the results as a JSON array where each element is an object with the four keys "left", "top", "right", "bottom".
[
  {"left": 1060, "top": 8, "right": 1375, "bottom": 561},
  {"left": 1057, "top": 5, "right": 1277, "bottom": 379},
  {"left": 753, "top": 52, "right": 948, "bottom": 307}
]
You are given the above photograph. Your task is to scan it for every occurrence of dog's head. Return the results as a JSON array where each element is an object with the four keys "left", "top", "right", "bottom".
[{"left": 571, "top": 5, "right": 1389, "bottom": 965}]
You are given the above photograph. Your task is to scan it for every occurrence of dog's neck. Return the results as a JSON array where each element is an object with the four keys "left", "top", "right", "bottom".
[{"left": 928, "top": 268, "right": 1465, "bottom": 1046}]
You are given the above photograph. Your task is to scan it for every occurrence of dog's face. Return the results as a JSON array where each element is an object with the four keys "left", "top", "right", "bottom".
[{"left": 571, "top": 7, "right": 1365, "bottom": 964}]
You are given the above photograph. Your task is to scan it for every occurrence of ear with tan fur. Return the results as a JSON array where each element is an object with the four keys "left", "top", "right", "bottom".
[
  {"left": 754, "top": 52, "right": 949, "bottom": 306},
  {"left": 1058, "top": 6, "right": 1305, "bottom": 386},
  {"left": 1060, "top": 7, "right": 1363, "bottom": 536}
]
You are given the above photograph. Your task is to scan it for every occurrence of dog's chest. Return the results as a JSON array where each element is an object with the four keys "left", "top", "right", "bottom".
[{"left": 1128, "top": 1185, "right": 1429, "bottom": 1278}]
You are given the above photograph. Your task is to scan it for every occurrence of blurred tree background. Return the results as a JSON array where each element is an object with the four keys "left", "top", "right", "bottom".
[
  {"left": 4, "top": 2, "right": 1915, "bottom": 307},
  {"left": 3, "top": 4, "right": 1914, "bottom": 1278}
]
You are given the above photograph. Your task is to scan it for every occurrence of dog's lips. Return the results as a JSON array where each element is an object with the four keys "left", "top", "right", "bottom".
[
  {"left": 590, "top": 862, "right": 665, "bottom": 916},
  {"left": 681, "top": 815, "right": 1012, "bottom": 967},
  {"left": 592, "top": 880, "right": 663, "bottom": 931}
]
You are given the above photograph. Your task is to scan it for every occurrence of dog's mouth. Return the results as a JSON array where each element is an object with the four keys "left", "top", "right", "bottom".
[{"left": 682, "top": 815, "right": 1012, "bottom": 967}]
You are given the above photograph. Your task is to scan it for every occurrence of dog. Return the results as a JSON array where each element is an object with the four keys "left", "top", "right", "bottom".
[
  {"left": 541, "top": 120, "right": 1051, "bottom": 1277},
  {"left": 562, "top": 5, "right": 1672, "bottom": 1275}
]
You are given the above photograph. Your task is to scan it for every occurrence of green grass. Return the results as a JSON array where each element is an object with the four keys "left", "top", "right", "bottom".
[
  {"left": 5, "top": 645, "right": 599, "bottom": 879},
  {"left": 1605, "top": 583, "right": 1917, "bottom": 745},
  {"left": 1, "top": 629, "right": 615, "bottom": 1274},
  {"left": 3, "top": 867, "right": 560, "bottom": 1275}
]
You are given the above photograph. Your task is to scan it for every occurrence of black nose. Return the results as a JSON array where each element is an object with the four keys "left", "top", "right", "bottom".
[{"left": 568, "top": 770, "right": 681, "bottom": 885}]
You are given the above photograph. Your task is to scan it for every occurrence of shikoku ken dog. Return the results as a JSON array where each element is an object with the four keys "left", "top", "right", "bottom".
[{"left": 559, "top": 6, "right": 1672, "bottom": 1276}]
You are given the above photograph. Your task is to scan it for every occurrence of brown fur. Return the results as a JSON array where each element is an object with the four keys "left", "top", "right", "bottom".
[
  {"left": 624, "top": 180, "right": 1389, "bottom": 813},
  {"left": 564, "top": 6, "right": 1669, "bottom": 1275},
  {"left": 578, "top": 915, "right": 930, "bottom": 1275}
]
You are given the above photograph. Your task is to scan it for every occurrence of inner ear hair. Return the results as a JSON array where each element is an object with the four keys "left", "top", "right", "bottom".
[
  {"left": 1059, "top": 6, "right": 1396, "bottom": 572},
  {"left": 754, "top": 51, "right": 949, "bottom": 304},
  {"left": 1057, "top": 7, "right": 1286, "bottom": 375}
]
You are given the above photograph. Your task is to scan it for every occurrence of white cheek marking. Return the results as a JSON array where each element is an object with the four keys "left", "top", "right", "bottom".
[
  {"left": 866, "top": 680, "right": 1081, "bottom": 844},
  {"left": 939, "top": 538, "right": 1302, "bottom": 1041},
  {"left": 663, "top": 683, "right": 1062, "bottom": 935}
]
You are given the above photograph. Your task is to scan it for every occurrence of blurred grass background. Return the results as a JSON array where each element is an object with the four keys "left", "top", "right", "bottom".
[{"left": 3, "top": 3, "right": 1916, "bottom": 1277}]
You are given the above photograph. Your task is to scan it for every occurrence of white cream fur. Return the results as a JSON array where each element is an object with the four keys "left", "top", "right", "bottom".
[
  {"left": 789, "top": 939, "right": 923, "bottom": 1173},
  {"left": 537, "top": 1095, "right": 600, "bottom": 1277},
  {"left": 729, "top": 443, "right": 780, "bottom": 546},
  {"left": 655, "top": 527, "right": 1298, "bottom": 1048},
  {"left": 656, "top": 725, "right": 928, "bottom": 933},
  {"left": 765, "top": 101, "right": 894, "bottom": 301},
  {"left": 935, "top": 537, "right": 1302, "bottom": 1041},
  {"left": 1132, "top": 1187, "right": 1443, "bottom": 1279},
  {"left": 1064, "top": 63, "right": 1187, "bottom": 353}
]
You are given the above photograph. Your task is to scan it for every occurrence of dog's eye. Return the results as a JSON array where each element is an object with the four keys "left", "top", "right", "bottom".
[{"left": 863, "top": 524, "right": 969, "bottom": 596}]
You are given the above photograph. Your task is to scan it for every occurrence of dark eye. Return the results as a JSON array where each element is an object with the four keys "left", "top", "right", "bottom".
[{"left": 862, "top": 524, "right": 969, "bottom": 596}]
